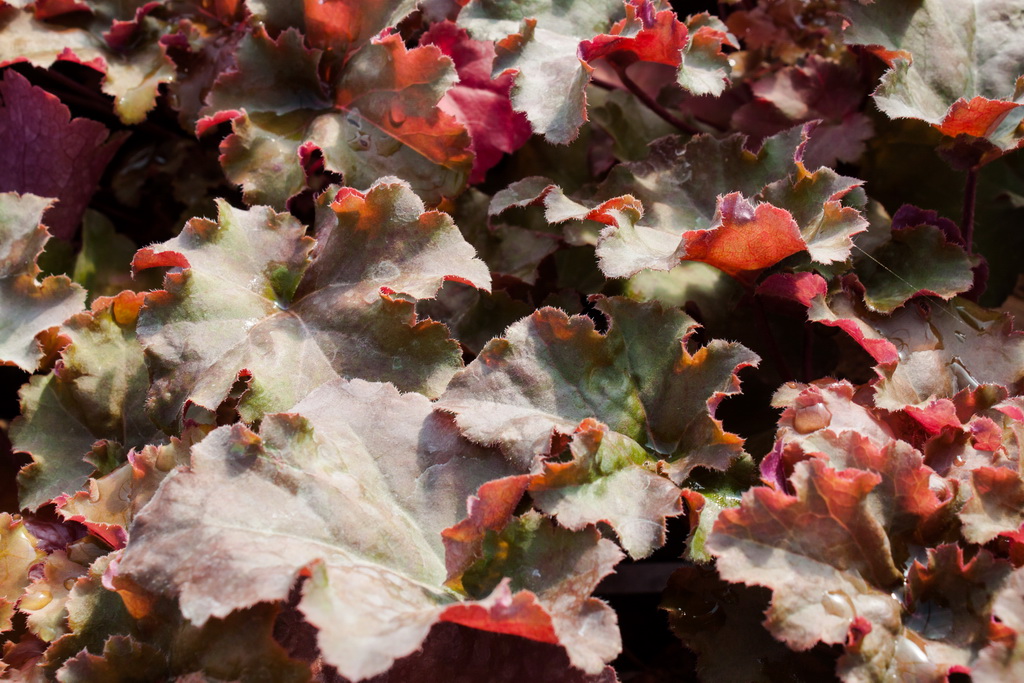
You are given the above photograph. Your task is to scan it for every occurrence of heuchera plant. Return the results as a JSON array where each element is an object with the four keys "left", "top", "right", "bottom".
[{"left": 2, "top": 0, "right": 1024, "bottom": 680}]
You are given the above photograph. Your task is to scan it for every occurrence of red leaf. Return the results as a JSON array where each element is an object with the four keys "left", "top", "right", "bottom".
[
  {"left": 441, "top": 475, "right": 531, "bottom": 583},
  {"left": 681, "top": 193, "right": 805, "bottom": 279},
  {"left": 579, "top": 4, "right": 688, "bottom": 68},
  {"left": 333, "top": 34, "right": 474, "bottom": 174},
  {"left": 0, "top": 71, "right": 124, "bottom": 239},
  {"left": 303, "top": 0, "right": 414, "bottom": 58},
  {"left": 439, "top": 581, "right": 558, "bottom": 644},
  {"left": 757, "top": 272, "right": 828, "bottom": 308},
  {"left": 422, "top": 21, "right": 531, "bottom": 183}
]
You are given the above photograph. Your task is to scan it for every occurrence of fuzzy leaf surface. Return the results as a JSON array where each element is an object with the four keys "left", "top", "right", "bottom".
[
  {"left": 458, "top": 0, "right": 623, "bottom": 144},
  {"left": 708, "top": 459, "right": 911, "bottom": 679},
  {"left": 13, "top": 292, "right": 163, "bottom": 509},
  {"left": 0, "top": 192, "right": 85, "bottom": 371},
  {"left": 211, "top": 30, "right": 472, "bottom": 207},
  {"left": 529, "top": 419, "right": 683, "bottom": 559},
  {"left": 115, "top": 380, "right": 623, "bottom": 677},
  {"left": 439, "top": 296, "right": 759, "bottom": 479},
  {"left": 134, "top": 179, "right": 489, "bottom": 428},
  {"left": 493, "top": 128, "right": 868, "bottom": 278},
  {"left": 842, "top": 0, "right": 1024, "bottom": 155}
]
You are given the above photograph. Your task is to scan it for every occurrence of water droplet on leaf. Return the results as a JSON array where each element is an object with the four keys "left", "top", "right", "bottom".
[
  {"left": 20, "top": 588, "right": 53, "bottom": 611},
  {"left": 793, "top": 403, "right": 832, "bottom": 434},
  {"left": 822, "top": 590, "right": 853, "bottom": 619},
  {"left": 388, "top": 100, "right": 407, "bottom": 128}
]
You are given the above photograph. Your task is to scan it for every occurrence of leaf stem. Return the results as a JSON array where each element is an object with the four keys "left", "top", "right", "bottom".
[
  {"left": 962, "top": 166, "right": 978, "bottom": 254},
  {"left": 609, "top": 65, "right": 700, "bottom": 135},
  {"left": 589, "top": 76, "right": 618, "bottom": 91}
]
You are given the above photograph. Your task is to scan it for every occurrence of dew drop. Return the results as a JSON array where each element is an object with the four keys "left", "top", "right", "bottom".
[
  {"left": 63, "top": 578, "right": 76, "bottom": 591},
  {"left": 822, "top": 590, "right": 853, "bottom": 619},
  {"left": 37, "top": 626, "right": 57, "bottom": 642},
  {"left": 388, "top": 100, "right": 407, "bottom": 128},
  {"left": 155, "top": 449, "right": 176, "bottom": 472},
  {"left": 21, "top": 588, "right": 53, "bottom": 611},
  {"left": 793, "top": 403, "right": 832, "bottom": 434},
  {"left": 347, "top": 133, "right": 371, "bottom": 151},
  {"left": 896, "top": 634, "right": 929, "bottom": 664}
]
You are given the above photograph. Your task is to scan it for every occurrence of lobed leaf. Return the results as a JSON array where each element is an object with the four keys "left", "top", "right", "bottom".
[
  {"left": 134, "top": 179, "right": 489, "bottom": 428},
  {"left": 453, "top": 511, "right": 624, "bottom": 674},
  {"left": 0, "top": 70, "right": 125, "bottom": 240},
  {"left": 116, "top": 378, "right": 618, "bottom": 678},
  {"left": 0, "top": 5, "right": 176, "bottom": 125},
  {"left": 708, "top": 459, "right": 907, "bottom": 677},
  {"left": 842, "top": 0, "right": 1024, "bottom": 159},
  {"left": 439, "top": 296, "right": 759, "bottom": 480},
  {"left": 13, "top": 292, "right": 163, "bottom": 510},
  {"left": 493, "top": 127, "right": 868, "bottom": 279},
  {"left": 529, "top": 419, "right": 683, "bottom": 559},
  {"left": 0, "top": 191, "right": 86, "bottom": 371},
  {"left": 210, "top": 29, "right": 473, "bottom": 208},
  {"left": 56, "top": 436, "right": 193, "bottom": 549}
]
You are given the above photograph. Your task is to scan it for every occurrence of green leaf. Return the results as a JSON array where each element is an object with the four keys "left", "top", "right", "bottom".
[
  {"left": 855, "top": 224, "right": 975, "bottom": 313},
  {"left": 455, "top": 510, "right": 623, "bottom": 673},
  {"left": 211, "top": 32, "right": 473, "bottom": 208},
  {"left": 13, "top": 292, "right": 162, "bottom": 509},
  {"left": 72, "top": 212, "right": 157, "bottom": 305},
  {"left": 203, "top": 27, "right": 330, "bottom": 116},
  {"left": 439, "top": 296, "right": 759, "bottom": 480},
  {"left": 116, "top": 379, "right": 617, "bottom": 678},
  {"left": 842, "top": 0, "right": 1024, "bottom": 157},
  {"left": 0, "top": 192, "right": 86, "bottom": 370},
  {"left": 529, "top": 419, "right": 683, "bottom": 559},
  {"left": 134, "top": 179, "right": 489, "bottom": 428}
]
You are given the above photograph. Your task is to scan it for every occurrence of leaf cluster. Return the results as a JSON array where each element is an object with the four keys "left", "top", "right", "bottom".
[{"left": 1, "top": 0, "right": 1024, "bottom": 680}]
